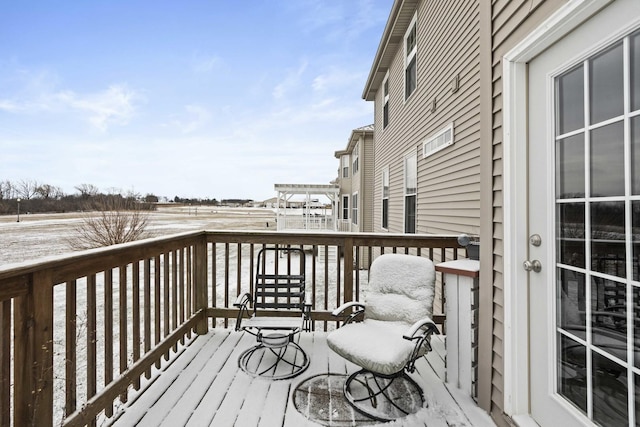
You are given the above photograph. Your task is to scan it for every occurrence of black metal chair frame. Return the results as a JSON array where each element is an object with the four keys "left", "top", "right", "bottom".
[
  {"left": 331, "top": 304, "right": 439, "bottom": 421},
  {"left": 327, "top": 253, "right": 440, "bottom": 421},
  {"left": 235, "top": 246, "right": 311, "bottom": 380}
]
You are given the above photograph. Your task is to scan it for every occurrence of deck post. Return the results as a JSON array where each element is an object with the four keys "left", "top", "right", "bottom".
[
  {"left": 343, "top": 237, "right": 354, "bottom": 303},
  {"left": 14, "top": 271, "right": 54, "bottom": 427},
  {"left": 194, "top": 235, "right": 209, "bottom": 334}
]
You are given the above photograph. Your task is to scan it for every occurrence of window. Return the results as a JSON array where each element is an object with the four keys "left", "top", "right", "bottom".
[
  {"left": 383, "top": 75, "right": 390, "bottom": 128},
  {"left": 352, "top": 192, "right": 358, "bottom": 225},
  {"left": 423, "top": 123, "right": 454, "bottom": 158},
  {"left": 404, "top": 154, "right": 417, "bottom": 233},
  {"left": 404, "top": 15, "right": 417, "bottom": 100},
  {"left": 352, "top": 141, "right": 359, "bottom": 175},
  {"left": 342, "top": 155, "right": 349, "bottom": 178},
  {"left": 342, "top": 195, "right": 349, "bottom": 220},
  {"left": 382, "top": 167, "right": 389, "bottom": 229}
]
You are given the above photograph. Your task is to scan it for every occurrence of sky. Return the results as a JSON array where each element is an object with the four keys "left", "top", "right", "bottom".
[{"left": 0, "top": 0, "right": 392, "bottom": 201}]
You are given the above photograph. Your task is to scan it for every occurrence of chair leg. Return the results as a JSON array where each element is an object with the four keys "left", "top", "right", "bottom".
[
  {"left": 343, "top": 369, "right": 425, "bottom": 422},
  {"left": 238, "top": 341, "right": 310, "bottom": 380}
]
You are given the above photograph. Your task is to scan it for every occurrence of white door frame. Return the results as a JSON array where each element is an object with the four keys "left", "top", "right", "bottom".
[{"left": 501, "top": 1, "right": 612, "bottom": 423}]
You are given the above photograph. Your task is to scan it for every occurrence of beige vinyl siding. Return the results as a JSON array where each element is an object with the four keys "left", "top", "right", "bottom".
[
  {"left": 373, "top": 0, "right": 480, "bottom": 236},
  {"left": 486, "top": 0, "right": 567, "bottom": 425},
  {"left": 362, "top": 134, "right": 375, "bottom": 232}
]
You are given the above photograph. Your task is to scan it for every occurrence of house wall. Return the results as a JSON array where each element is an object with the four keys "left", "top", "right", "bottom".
[
  {"left": 372, "top": 0, "right": 481, "bottom": 236},
  {"left": 361, "top": 132, "right": 375, "bottom": 233},
  {"left": 483, "top": 0, "right": 568, "bottom": 425}
]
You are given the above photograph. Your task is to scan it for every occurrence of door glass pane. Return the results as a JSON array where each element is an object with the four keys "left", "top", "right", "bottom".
[
  {"left": 633, "top": 117, "right": 640, "bottom": 194},
  {"left": 592, "top": 352, "right": 627, "bottom": 427},
  {"left": 556, "top": 65, "right": 585, "bottom": 135},
  {"left": 558, "top": 334, "right": 587, "bottom": 413},
  {"left": 556, "top": 134, "right": 585, "bottom": 198},
  {"left": 636, "top": 374, "right": 640, "bottom": 425},
  {"left": 557, "top": 203, "right": 585, "bottom": 268},
  {"left": 634, "top": 286, "right": 640, "bottom": 368},
  {"left": 590, "top": 43, "right": 623, "bottom": 124},
  {"left": 632, "top": 201, "right": 640, "bottom": 281},
  {"left": 591, "top": 201, "right": 625, "bottom": 278},
  {"left": 558, "top": 268, "right": 586, "bottom": 340},
  {"left": 591, "top": 277, "right": 627, "bottom": 361},
  {"left": 632, "top": 30, "right": 640, "bottom": 112},
  {"left": 590, "top": 122, "right": 624, "bottom": 197}
]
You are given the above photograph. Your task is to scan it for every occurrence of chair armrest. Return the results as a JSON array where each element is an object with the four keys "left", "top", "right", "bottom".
[
  {"left": 234, "top": 292, "right": 252, "bottom": 308},
  {"left": 234, "top": 293, "right": 252, "bottom": 331},
  {"left": 331, "top": 301, "right": 365, "bottom": 317},
  {"left": 402, "top": 317, "right": 440, "bottom": 373},
  {"left": 403, "top": 317, "right": 440, "bottom": 341}
]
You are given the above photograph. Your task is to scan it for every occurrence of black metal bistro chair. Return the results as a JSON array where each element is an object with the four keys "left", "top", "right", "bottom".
[
  {"left": 235, "top": 247, "right": 311, "bottom": 379},
  {"left": 327, "top": 253, "right": 439, "bottom": 421}
]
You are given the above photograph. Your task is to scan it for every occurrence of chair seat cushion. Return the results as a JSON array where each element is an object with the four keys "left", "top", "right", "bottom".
[
  {"left": 327, "top": 319, "right": 415, "bottom": 376},
  {"left": 243, "top": 316, "right": 302, "bottom": 331}
]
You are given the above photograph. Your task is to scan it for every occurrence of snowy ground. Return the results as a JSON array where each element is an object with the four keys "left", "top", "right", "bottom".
[{"left": 0, "top": 205, "right": 276, "bottom": 265}]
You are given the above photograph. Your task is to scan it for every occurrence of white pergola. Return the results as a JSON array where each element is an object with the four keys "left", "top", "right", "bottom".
[{"left": 274, "top": 184, "right": 340, "bottom": 231}]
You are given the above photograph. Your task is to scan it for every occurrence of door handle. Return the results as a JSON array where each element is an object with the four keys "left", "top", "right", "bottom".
[{"left": 523, "top": 260, "right": 542, "bottom": 273}]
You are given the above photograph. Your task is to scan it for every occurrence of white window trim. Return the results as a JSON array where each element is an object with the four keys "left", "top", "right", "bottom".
[
  {"left": 423, "top": 123, "right": 454, "bottom": 158},
  {"left": 352, "top": 141, "right": 360, "bottom": 175},
  {"left": 502, "top": 0, "right": 615, "bottom": 421},
  {"left": 342, "top": 195, "right": 349, "bottom": 220},
  {"left": 342, "top": 155, "right": 349, "bottom": 178},
  {"left": 351, "top": 191, "right": 358, "bottom": 225},
  {"left": 381, "top": 166, "right": 389, "bottom": 230},
  {"left": 403, "top": 152, "right": 417, "bottom": 233},
  {"left": 404, "top": 12, "right": 418, "bottom": 102},
  {"left": 383, "top": 72, "right": 390, "bottom": 129}
]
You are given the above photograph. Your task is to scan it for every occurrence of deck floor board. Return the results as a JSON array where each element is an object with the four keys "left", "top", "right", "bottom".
[{"left": 109, "top": 330, "right": 494, "bottom": 427}]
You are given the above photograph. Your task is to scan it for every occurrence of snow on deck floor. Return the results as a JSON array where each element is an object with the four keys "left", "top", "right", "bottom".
[{"left": 108, "top": 330, "right": 495, "bottom": 427}]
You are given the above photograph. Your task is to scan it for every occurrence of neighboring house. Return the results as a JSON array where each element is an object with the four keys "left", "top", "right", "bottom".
[
  {"left": 334, "top": 124, "right": 375, "bottom": 232},
  {"left": 362, "top": 1, "right": 640, "bottom": 426}
]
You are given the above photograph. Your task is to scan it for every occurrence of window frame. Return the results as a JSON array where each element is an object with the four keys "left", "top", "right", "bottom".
[
  {"left": 351, "top": 192, "right": 358, "bottom": 225},
  {"left": 352, "top": 141, "right": 360, "bottom": 175},
  {"left": 342, "top": 195, "right": 349, "bottom": 220},
  {"left": 341, "top": 155, "right": 349, "bottom": 178},
  {"left": 404, "top": 152, "right": 417, "bottom": 234},
  {"left": 383, "top": 73, "right": 390, "bottom": 128},
  {"left": 381, "top": 167, "right": 389, "bottom": 230},
  {"left": 404, "top": 13, "right": 418, "bottom": 101}
]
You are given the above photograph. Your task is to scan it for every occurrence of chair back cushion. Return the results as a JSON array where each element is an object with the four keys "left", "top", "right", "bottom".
[{"left": 364, "top": 254, "right": 435, "bottom": 325}]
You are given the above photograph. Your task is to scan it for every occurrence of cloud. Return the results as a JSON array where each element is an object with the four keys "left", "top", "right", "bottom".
[
  {"left": 312, "top": 67, "right": 364, "bottom": 93},
  {"left": 272, "top": 60, "right": 308, "bottom": 100},
  {"left": 169, "top": 104, "right": 212, "bottom": 133},
  {"left": 0, "top": 82, "right": 141, "bottom": 131},
  {"left": 54, "top": 84, "right": 140, "bottom": 131},
  {"left": 191, "top": 53, "right": 223, "bottom": 74}
]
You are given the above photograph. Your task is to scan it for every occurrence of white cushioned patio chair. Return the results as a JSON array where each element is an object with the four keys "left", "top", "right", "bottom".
[
  {"left": 327, "top": 253, "right": 439, "bottom": 421},
  {"left": 235, "top": 246, "right": 311, "bottom": 379}
]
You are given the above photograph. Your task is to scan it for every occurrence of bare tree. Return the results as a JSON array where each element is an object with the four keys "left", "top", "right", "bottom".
[
  {"left": 67, "top": 195, "right": 151, "bottom": 250},
  {"left": 16, "top": 179, "right": 40, "bottom": 199},
  {"left": 36, "top": 183, "right": 64, "bottom": 199},
  {"left": 0, "top": 180, "right": 14, "bottom": 199},
  {"left": 75, "top": 183, "right": 100, "bottom": 198}
]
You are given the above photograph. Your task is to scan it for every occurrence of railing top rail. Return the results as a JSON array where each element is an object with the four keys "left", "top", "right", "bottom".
[
  {"left": 0, "top": 230, "right": 206, "bottom": 297},
  {"left": 1, "top": 229, "right": 464, "bottom": 301},
  {"left": 203, "top": 229, "right": 464, "bottom": 245}
]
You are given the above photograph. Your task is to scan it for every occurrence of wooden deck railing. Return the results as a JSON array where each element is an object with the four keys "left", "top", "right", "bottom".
[{"left": 0, "top": 230, "right": 462, "bottom": 427}]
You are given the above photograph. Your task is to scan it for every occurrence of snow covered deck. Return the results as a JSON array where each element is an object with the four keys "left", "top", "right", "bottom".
[{"left": 108, "top": 330, "right": 494, "bottom": 427}]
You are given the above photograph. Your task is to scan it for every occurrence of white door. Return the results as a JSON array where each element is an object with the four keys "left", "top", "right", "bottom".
[{"left": 528, "top": 1, "right": 640, "bottom": 426}]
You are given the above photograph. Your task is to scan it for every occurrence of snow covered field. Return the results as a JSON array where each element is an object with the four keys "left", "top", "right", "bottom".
[{"left": 0, "top": 205, "right": 276, "bottom": 266}]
